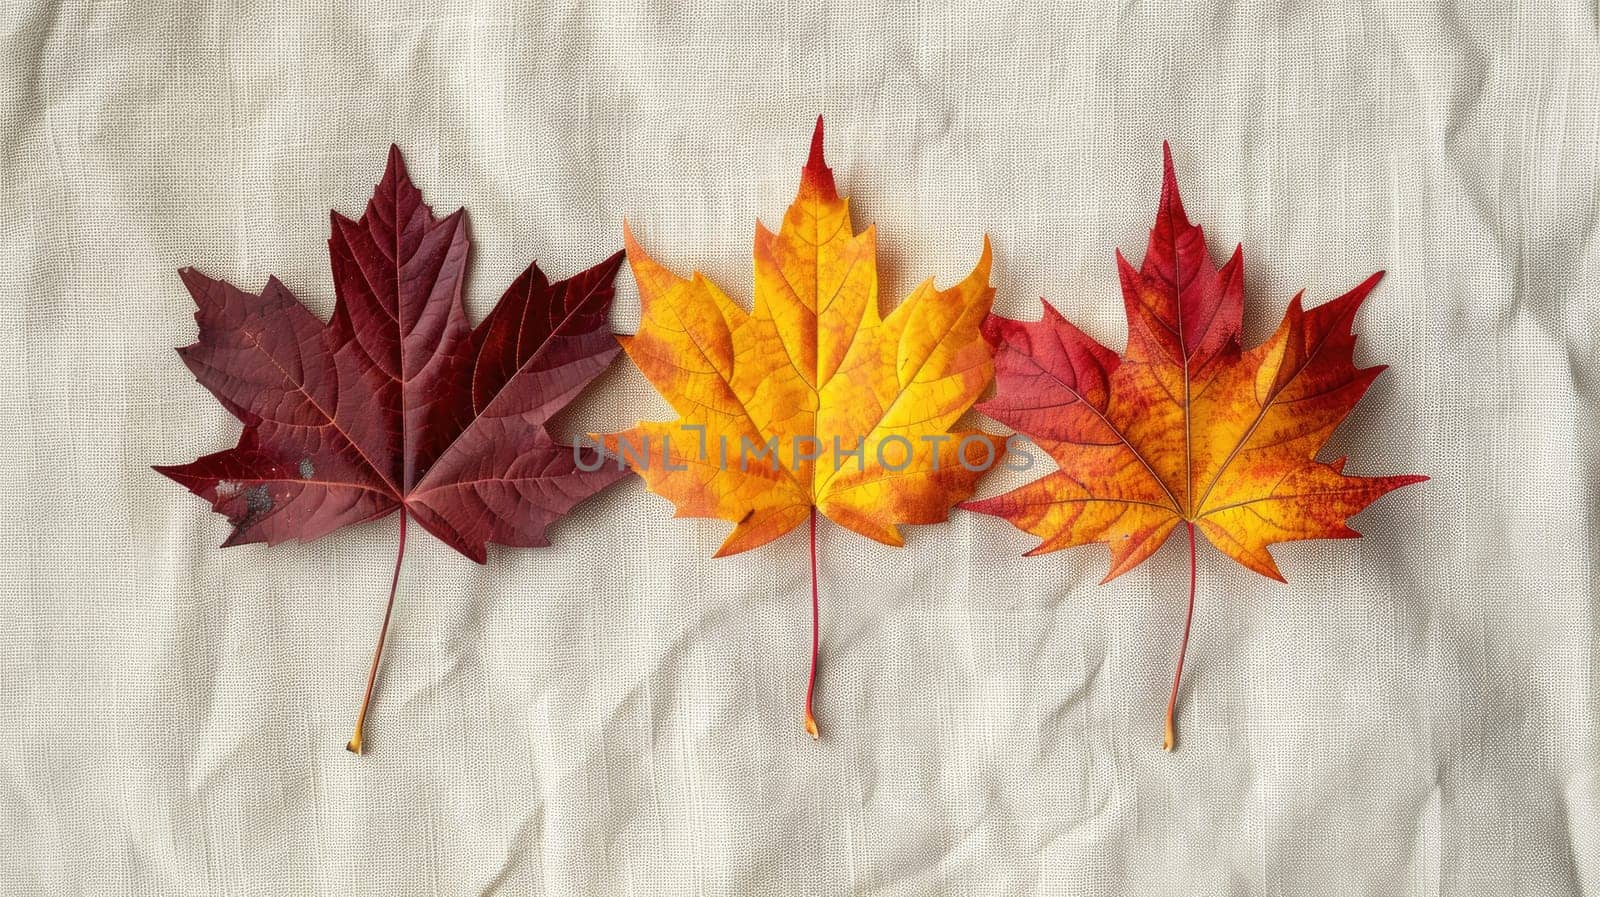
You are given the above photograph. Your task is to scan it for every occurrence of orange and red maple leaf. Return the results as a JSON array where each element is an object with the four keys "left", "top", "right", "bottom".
[{"left": 966, "top": 145, "right": 1425, "bottom": 749}]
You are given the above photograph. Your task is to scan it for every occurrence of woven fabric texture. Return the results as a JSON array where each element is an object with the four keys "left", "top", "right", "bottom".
[{"left": 1, "top": 2, "right": 1597, "bottom": 895}]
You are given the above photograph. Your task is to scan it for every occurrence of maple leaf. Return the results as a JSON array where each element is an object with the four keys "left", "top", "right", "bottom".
[
  {"left": 603, "top": 118, "right": 1004, "bottom": 738},
  {"left": 154, "top": 146, "right": 629, "bottom": 753},
  {"left": 965, "top": 145, "right": 1425, "bottom": 751}
]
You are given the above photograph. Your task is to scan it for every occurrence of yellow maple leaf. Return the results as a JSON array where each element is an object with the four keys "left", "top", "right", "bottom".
[{"left": 604, "top": 118, "right": 1004, "bottom": 737}]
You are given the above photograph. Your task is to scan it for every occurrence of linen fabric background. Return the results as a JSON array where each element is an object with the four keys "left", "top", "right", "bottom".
[{"left": 2, "top": 2, "right": 1597, "bottom": 895}]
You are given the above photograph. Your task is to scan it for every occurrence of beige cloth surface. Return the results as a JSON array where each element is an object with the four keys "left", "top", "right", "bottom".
[{"left": 2, "top": 2, "right": 1597, "bottom": 895}]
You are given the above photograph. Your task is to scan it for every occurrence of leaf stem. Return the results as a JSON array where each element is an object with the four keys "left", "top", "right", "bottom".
[
  {"left": 804, "top": 506, "right": 820, "bottom": 740},
  {"left": 1163, "top": 521, "right": 1198, "bottom": 752},
  {"left": 348, "top": 507, "right": 408, "bottom": 755}
]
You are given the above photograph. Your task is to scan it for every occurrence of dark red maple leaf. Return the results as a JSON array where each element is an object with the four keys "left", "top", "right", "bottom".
[{"left": 155, "top": 146, "right": 629, "bottom": 753}]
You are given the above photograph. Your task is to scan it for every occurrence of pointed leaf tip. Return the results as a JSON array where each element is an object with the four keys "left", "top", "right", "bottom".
[
  {"left": 807, "top": 116, "right": 827, "bottom": 170},
  {"left": 799, "top": 117, "right": 837, "bottom": 197},
  {"left": 1159, "top": 142, "right": 1186, "bottom": 222},
  {"left": 975, "top": 234, "right": 994, "bottom": 276},
  {"left": 621, "top": 219, "right": 648, "bottom": 259}
]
